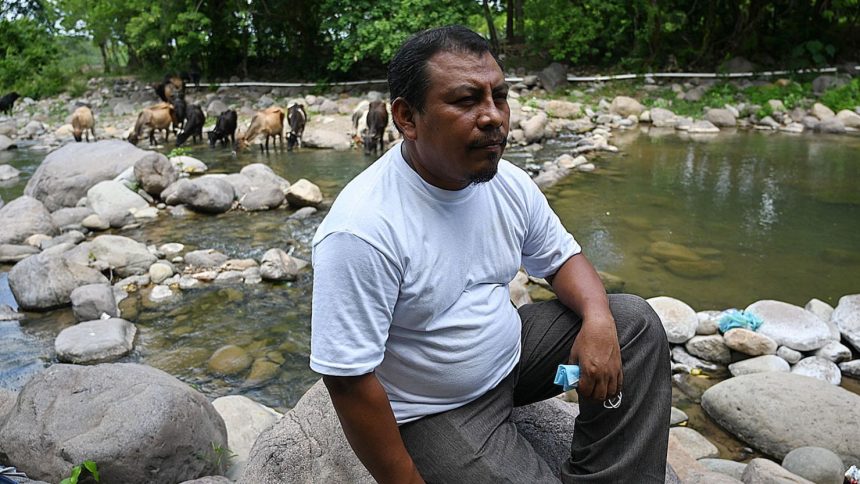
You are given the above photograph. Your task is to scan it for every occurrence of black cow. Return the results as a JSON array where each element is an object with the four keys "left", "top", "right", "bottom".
[
  {"left": 363, "top": 100, "right": 388, "bottom": 156},
  {"left": 176, "top": 104, "right": 205, "bottom": 146},
  {"left": 0, "top": 92, "right": 20, "bottom": 115},
  {"left": 287, "top": 104, "right": 307, "bottom": 151},
  {"left": 171, "top": 96, "right": 187, "bottom": 133},
  {"left": 208, "top": 109, "right": 238, "bottom": 147}
]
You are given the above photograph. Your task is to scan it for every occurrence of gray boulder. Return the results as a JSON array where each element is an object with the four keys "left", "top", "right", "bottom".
[
  {"left": 240, "top": 164, "right": 290, "bottom": 191},
  {"left": 212, "top": 395, "right": 283, "bottom": 480},
  {"left": 728, "top": 355, "right": 789, "bottom": 377},
  {"left": 723, "top": 328, "right": 777, "bottom": 356},
  {"left": 790, "top": 356, "right": 841, "bottom": 385},
  {"left": 223, "top": 173, "right": 255, "bottom": 199},
  {"left": 537, "top": 62, "right": 568, "bottom": 92},
  {"left": 698, "top": 458, "right": 746, "bottom": 481},
  {"left": 0, "top": 196, "right": 58, "bottom": 245},
  {"left": 701, "top": 372, "right": 860, "bottom": 463},
  {"left": 816, "top": 118, "right": 846, "bottom": 134},
  {"left": 0, "top": 134, "right": 16, "bottom": 150},
  {"left": 65, "top": 235, "right": 157, "bottom": 278},
  {"left": 647, "top": 296, "right": 698, "bottom": 344},
  {"left": 0, "top": 244, "right": 40, "bottom": 263},
  {"left": 87, "top": 180, "right": 150, "bottom": 227},
  {"left": 747, "top": 300, "right": 831, "bottom": 351},
  {"left": 50, "top": 207, "right": 94, "bottom": 229},
  {"left": 684, "top": 335, "right": 731, "bottom": 364},
  {"left": 812, "top": 75, "right": 848, "bottom": 95},
  {"left": 814, "top": 341, "right": 853, "bottom": 363},
  {"left": 0, "top": 164, "right": 21, "bottom": 180},
  {"left": 259, "top": 248, "right": 300, "bottom": 281},
  {"left": 741, "top": 458, "right": 814, "bottom": 484},
  {"left": 705, "top": 108, "right": 737, "bottom": 127},
  {"left": 24, "top": 140, "right": 150, "bottom": 211},
  {"left": 240, "top": 186, "right": 285, "bottom": 211},
  {"left": 650, "top": 108, "right": 679, "bottom": 127},
  {"left": 165, "top": 176, "right": 235, "bottom": 214},
  {"left": 609, "top": 96, "right": 643, "bottom": 117},
  {"left": 804, "top": 298, "right": 840, "bottom": 340},
  {"left": 301, "top": 129, "right": 352, "bottom": 151},
  {"left": 134, "top": 152, "right": 177, "bottom": 197},
  {"left": 0, "top": 363, "right": 228, "bottom": 483},
  {"left": 70, "top": 283, "right": 118, "bottom": 321},
  {"left": 839, "top": 360, "right": 860, "bottom": 378},
  {"left": 777, "top": 346, "right": 803, "bottom": 364},
  {"left": 9, "top": 245, "right": 110, "bottom": 310},
  {"left": 185, "top": 249, "right": 230, "bottom": 269},
  {"left": 668, "top": 427, "right": 718, "bottom": 459},
  {"left": 522, "top": 112, "right": 548, "bottom": 144},
  {"left": 207, "top": 100, "right": 229, "bottom": 118},
  {"left": 782, "top": 446, "right": 845, "bottom": 484},
  {"left": 285, "top": 179, "right": 323, "bottom": 208},
  {"left": 54, "top": 318, "right": 137, "bottom": 364},
  {"left": 831, "top": 294, "right": 860, "bottom": 351}
]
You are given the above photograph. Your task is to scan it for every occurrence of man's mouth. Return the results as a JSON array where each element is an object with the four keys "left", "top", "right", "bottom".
[{"left": 470, "top": 137, "right": 507, "bottom": 149}]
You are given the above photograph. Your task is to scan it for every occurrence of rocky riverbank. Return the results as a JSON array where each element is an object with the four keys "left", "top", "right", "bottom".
[{"left": 0, "top": 73, "right": 858, "bottom": 483}]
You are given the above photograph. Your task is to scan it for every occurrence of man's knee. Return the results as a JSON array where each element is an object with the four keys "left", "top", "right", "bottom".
[{"left": 608, "top": 294, "right": 669, "bottom": 353}]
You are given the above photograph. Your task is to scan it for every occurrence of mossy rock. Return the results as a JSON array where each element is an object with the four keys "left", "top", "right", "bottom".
[
  {"left": 207, "top": 345, "right": 253, "bottom": 376},
  {"left": 665, "top": 259, "right": 726, "bottom": 279},
  {"left": 648, "top": 241, "right": 702, "bottom": 262}
]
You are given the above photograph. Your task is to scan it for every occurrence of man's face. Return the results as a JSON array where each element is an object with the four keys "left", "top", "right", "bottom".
[{"left": 404, "top": 50, "right": 510, "bottom": 190}]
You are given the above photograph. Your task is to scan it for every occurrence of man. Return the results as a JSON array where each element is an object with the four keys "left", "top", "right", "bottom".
[{"left": 310, "top": 25, "right": 670, "bottom": 483}]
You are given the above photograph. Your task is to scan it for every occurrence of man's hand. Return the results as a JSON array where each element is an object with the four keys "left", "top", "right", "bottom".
[
  {"left": 568, "top": 316, "right": 622, "bottom": 401},
  {"left": 547, "top": 253, "right": 623, "bottom": 402}
]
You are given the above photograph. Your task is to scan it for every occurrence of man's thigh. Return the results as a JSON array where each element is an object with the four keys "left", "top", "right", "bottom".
[{"left": 399, "top": 371, "right": 560, "bottom": 484}]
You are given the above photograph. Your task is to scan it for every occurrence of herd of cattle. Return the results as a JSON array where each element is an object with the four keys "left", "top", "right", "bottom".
[{"left": 0, "top": 74, "right": 393, "bottom": 155}]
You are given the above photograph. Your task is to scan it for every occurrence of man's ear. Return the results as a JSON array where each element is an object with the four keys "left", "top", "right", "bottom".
[{"left": 391, "top": 98, "right": 418, "bottom": 141}]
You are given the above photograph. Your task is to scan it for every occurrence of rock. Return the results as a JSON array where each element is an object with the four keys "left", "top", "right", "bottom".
[
  {"left": 0, "top": 134, "right": 17, "bottom": 150},
  {"left": 812, "top": 103, "right": 836, "bottom": 120},
  {"left": 9, "top": 245, "right": 110, "bottom": 310},
  {"left": 180, "top": 477, "right": 232, "bottom": 484},
  {"left": 812, "top": 75, "right": 848, "bottom": 95},
  {"left": 170, "top": 156, "right": 208, "bottom": 174},
  {"left": 215, "top": 270, "right": 244, "bottom": 283},
  {"left": 704, "top": 108, "right": 737, "bottom": 127},
  {"left": 696, "top": 311, "right": 721, "bottom": 335},
  {"left": 165, "top": 176, "right": 234, "bottom": 214},
  {"left": 70, "top": 283, "right": 118, "bottom": 321},
  {"left": 545, "top": 100, "right": 582, "bottom": 119},
  {"left": 665, "top": 259, "right": 725, "bottom": 278},
  {"left": 836, "top": 109, "right": 860, "bottom": 128},
  {"left": 51, "top": 207, "right": 93, "bottom": 229},
  {"left": 134, "top": 152, "right": 178, "bottom": 197},
  {"left": 207, "top": 100, "right": 229, "bottom": 118},
  {"left": 670, "top": 407, "right": 688, "bottom": 425},
  {"left": 112, "top": 101, "right": 135, "bottom": 116},
  {"left": 240, "top": 163, "right": 290, "bottom": 191},
  {"left": 782, "top": 446, "right": 844, "bottom": 484},
  {"left": 816, "top": 118, "right": 846, "bottom": 134},
  {"left": 159, "top": 242, "right": 185, "bottom": 257},
  {"left": 86, "top": 180, "right": 150, "bottom": 227},
  {"left": 0, "top": 387, "right": 16, "bottom": 420},
  {"left": 684, "top": 335, "right": 731, "bottom": 364},
  {"left": 672, "top": 346, "right": 723, "bottom": 373},
  {"left": 241, "top": 186, "right": 285, "bottom": 211},
  {"left": 0, "top": 243, "right": 40, "bottom": 263},
  {"left": 0, "top": 164, "right": 21, "bottom": 180},
  {"left": 24, "top": 140, "right": 151, "bottom": 211},
  {"left": 647, "top": 241, "right": 701, "bottom": 262},
  {"left": 728, "top": 354, "right": 789, "bottom": 376},
  {"left": 207, "top": 345, "right": 252, "bottom": 376},
  {"left": 65, "top": 235, "right": 157, "bottom": 277},
  {"left": 647, "top": 296, "right": 698, "bottom": 344},
  {"left": 757, "top": 116, "right": 780, "bottom": 129},
  {"left": 666, "top": 433, "right": 707, "bottom": 482},
  {"left": 650, "top": 108, "right": 679, "bottom": 127},
  {"left": 149, "top": 261, "right": 174, "bottom": 284},
  {"left": 0, "top": 196, "right": 58, "bottom": 245},
  {"left": 537, "top": 62, "right": 568, "bottom": 92},
  {"left": 609, "top": 96, "right": 644, "bottom": 117},
  {"left": 302, "top": 128, "right": 352, "bottom": 151},
  {"left": 805, "top": 298, "right": 840, "bottom": 340},
  {"left": 741, "top": 458, "right": 814, "bottom": 484},
  {"left": 55, "top": 318, "right": 136, "bottom": 364},
  {"left": 185, "top": 249, "right": 230, "bottom": 269},
  {"left": 777, "top": 346, "right": 802, "bottom": 364},
  {"left": 747, "top": 300, "right": 831, "bottom": 351},
  {"left": 212, "top": 395, "right": 282, "bottom": 480},
  {"left": 285, "top": 179, "right": 323, "bottom": 208},
  {"left": 0, "top": 363, "right": 227, "bottom": 483},
  {"left": 791, "top": 356, "right": 841, "bottom": 385},
  {"left": 688, "top": 120, "right": 720, "bottom": 134},
  {"left": 244, "top": 358, "right": 281, "bottom": 386},
  {"left": 831, "top": 294, "right": 860, "bottom": 351},
  {"left": 668, "top": 427, "right": 718, "bottom": 459},
  {"left": 701, "top": 372, "right": 860, "bottom": 463},
  {"left": 768, "top": 99, "right": 787, "bottom": 112},
  {"left": 259, "top": 248, "right": 301, "bottom": 281},
  {"left": 82, "top": 213, "right": 110, "bottom": 230},
  {"left": 723, "top": 328, "right": 777, "bottom": 356},
  {"left": 242, "top": 379, "right": 602, "bottom": 483},
  {"left": 149, "top": 284, "right": 176, "bottom": 302},
  {"left": 699, "top": 458, "right": 747, "bottom": 481},
  {"left": 839, "top": 360, "right": 860, "bottom": 378},
  {"left": 522, "top": 112, "right": 548, "bottom": 143},
  {"left": 814, "top": 341, "right": 852, "bottom": 363}
]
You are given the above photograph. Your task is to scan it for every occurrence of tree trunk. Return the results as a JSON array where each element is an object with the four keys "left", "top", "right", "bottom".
[
  {"left": 483, "top": 0, "right": 500, "bottom": 52},
  {"left": 99, "top": 41, "right": 110, "bottom": 74},
  {"left": 515, "top": 0, "right": 524, "bottom": 43}
]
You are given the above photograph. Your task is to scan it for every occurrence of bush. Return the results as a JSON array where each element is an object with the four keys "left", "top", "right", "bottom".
[
  {"left": 0, "top": 19, "right": 67, "bottom": 98},
  {"left": 819, "top": 78, "right": 860, "bottom": 112}
]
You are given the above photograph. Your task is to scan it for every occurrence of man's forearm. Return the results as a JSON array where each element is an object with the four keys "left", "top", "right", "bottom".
[
  {"left": 547, "top": 252, "right": 612, "bottom": 321},
  {"left": 323, "top": 373, "right": 424, "bottom": 484}
]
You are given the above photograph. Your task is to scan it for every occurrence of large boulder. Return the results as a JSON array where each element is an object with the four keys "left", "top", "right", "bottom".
[
  {"left": 647, "top": 296, "right": 698, "bottom": 344},
  {"left": 163, "top": 176, "right": 235, "bottom": 214},
  {"left": 241, "top": 380, "right": 639, "bottom": 484},
  {"left": 831, "top": 294, "right": 860, "bottom": 351},
  {"left": 742, "top": 459, "right": 814, "bottom": 483},
  {"left": 746, "top": 300, "right": 832, "bottom": 351},
  {"left": 705, "top": 109, "right": 737, "bottom": 127},
  {"left": 134, "top": 151, "right": 178, "bottom": 197},
  {"left": 782, "top": 446, "right": 845, "bottom": 484},
  {"left": 537, "top": 62, "right": 568, "bottom": 93},
  {"left": 285, "top": 179, "right": 323, "bottom": 208},
  {"left": 650, "top": 108, "right": 679, "bottom": 128},
  {"left": 0, "top": 363, "right": 228, "bottom": 483},
  {"left": 70, "top": 283, "right": 119, "bottom": 321},
  {"left": 836, "top": 109, "right": 860, "bottom": 128},
  {"left": 302, "top": 129, "right": 352, "bottom": 151},
  {"left": 545, "top": 100, "right": 583, "bottom": 119},
  {"left": 0, "top": 196, "right": 58, "bottom": 245},
  {"left": 259, "top": 248, "right": 301, "bottom": 281},
  {"left": 54, "top": 318, "right": 137, "bottom": 364},
  {"left": 8, "top": 245, "right": 110, "bottom": 310},
  {"left": 24, "top": 140, "right": 152, "bottom": 211},
  {"left": 87, "top": 180, "right": 150, "bottom": 228},
  {"left": 522, "top": 112, "right": 548, "bottom": 144},
  {"left": 240, "top": 186, "right": 285, "bottom": 211},
  {"left": 240, "top": 163, "right": 290, "bottom": 192},
  {"left": 701, "top": 372, "right": 860, "bottom": 463},
  {"left": 65, "top": 235, "right": 157, "bottom": 278},
  {"left": 51, "top": 207, "right": 94, "bottom": 229},
  {"left": 212, "top": 395, "right": 283, "bottom": 480},
  {"left": 609, "top": 96, "right": 644, "bottom": 117}
]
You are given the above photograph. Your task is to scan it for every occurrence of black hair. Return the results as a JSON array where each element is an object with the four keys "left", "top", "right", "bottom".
[{"left": 388, "top": 25, "right": 503, "bottom": 115}]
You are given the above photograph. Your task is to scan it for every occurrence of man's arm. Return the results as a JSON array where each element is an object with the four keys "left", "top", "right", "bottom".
[
  {"left": 546, "top": 252, "right": 623, "bottom": 402},
  {"left": 323, "top": 373, "right": 425, "bottom": 484}
]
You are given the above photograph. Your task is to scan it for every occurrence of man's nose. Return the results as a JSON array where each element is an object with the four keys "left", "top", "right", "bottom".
[{"left": 477, "top": 98, "right": 505, "bottom": 129}]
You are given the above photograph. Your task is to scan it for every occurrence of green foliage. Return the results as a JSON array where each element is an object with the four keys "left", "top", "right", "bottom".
[
  {"left": 0, "top": 19, "right": 66, "bottom": 98},
  {"left": 819, "top": 78, "right": 860, "bottom": 112},
  {"left": 168, "top": 147, "right": 191, "bottom": 158},
  {"left": 197, "top": 441, "right": 235, "bottom": 475},
  {"left": 60, "top": 460, "right": 100, "bottom": 484}
]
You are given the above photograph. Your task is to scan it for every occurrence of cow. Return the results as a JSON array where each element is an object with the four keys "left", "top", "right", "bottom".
[
  {"left": 363, "top": 100, "right": 388, "bottom": 156},
  {"left": 176, "top": 104, "right": 205, "bottom": 146},
  {"left": 128, "top": 103, "right": 175, "bottom": 146},
  {"left": 71, "top": 105, "right": 96, "bottom": 142},
  {"left": 287, "top": 103, "right": 307, "bottom": 151},
  {"left": 208, "top": 109, "right": 238, "bottom": 147},
  {"left": 0, "top": 92, "right": 20, "bottom": 115},
  {"left": 235, "top": 106, "right": 285, "bottom": 152}
]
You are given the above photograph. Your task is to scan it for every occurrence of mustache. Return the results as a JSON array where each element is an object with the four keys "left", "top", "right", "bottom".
[{"left": 468, "top": 132, "right": 507, "bottom": 149}]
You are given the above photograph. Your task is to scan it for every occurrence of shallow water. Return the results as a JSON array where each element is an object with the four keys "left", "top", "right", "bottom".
[{"left": 0, "top": 130, "right": 857, "bottom": 460}]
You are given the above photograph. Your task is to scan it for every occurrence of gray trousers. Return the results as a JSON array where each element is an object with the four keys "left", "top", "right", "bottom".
[{"left": 400, "top": 294, "right": 671, "bottom": 483}]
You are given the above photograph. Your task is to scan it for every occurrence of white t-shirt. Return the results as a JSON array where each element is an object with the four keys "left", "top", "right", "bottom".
[{"left": 310, "top": 143, "right": 580, "bottom": 423}]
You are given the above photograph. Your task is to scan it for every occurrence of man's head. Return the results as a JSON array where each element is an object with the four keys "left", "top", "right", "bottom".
[{"left": 389, "top": 26, "right": 510, "bottom": 190}]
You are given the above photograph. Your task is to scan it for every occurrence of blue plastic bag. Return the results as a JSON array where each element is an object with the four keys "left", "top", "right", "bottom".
[
  {"left": 554, "top": 364, "right": 581, "bottom": 391},
  {"left": 719, "top": 309, "right": 763, "bottom": 333}
]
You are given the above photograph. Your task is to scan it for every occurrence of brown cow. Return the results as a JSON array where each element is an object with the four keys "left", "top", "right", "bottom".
[
  {"left": 236, "top": 106, "right": 285, "bottom": 152},
  {"left": 71, "top": 106, "right": 95, "bottom": 142},
  {"left": 128, "top": 103, "right": 176, "bottom": 145}
]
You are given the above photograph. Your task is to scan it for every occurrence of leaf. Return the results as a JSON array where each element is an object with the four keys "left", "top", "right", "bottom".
[{"left": 83, "top": 460, "right": 100, "bottom": 481}]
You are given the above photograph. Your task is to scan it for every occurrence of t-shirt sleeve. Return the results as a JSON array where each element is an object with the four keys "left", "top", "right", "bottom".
[
  {"left": 310, "top": 231, "right": 401, "bottom": 376},
  {"left": 521, "top": 181, "right": 581, "bottom": 278}
]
